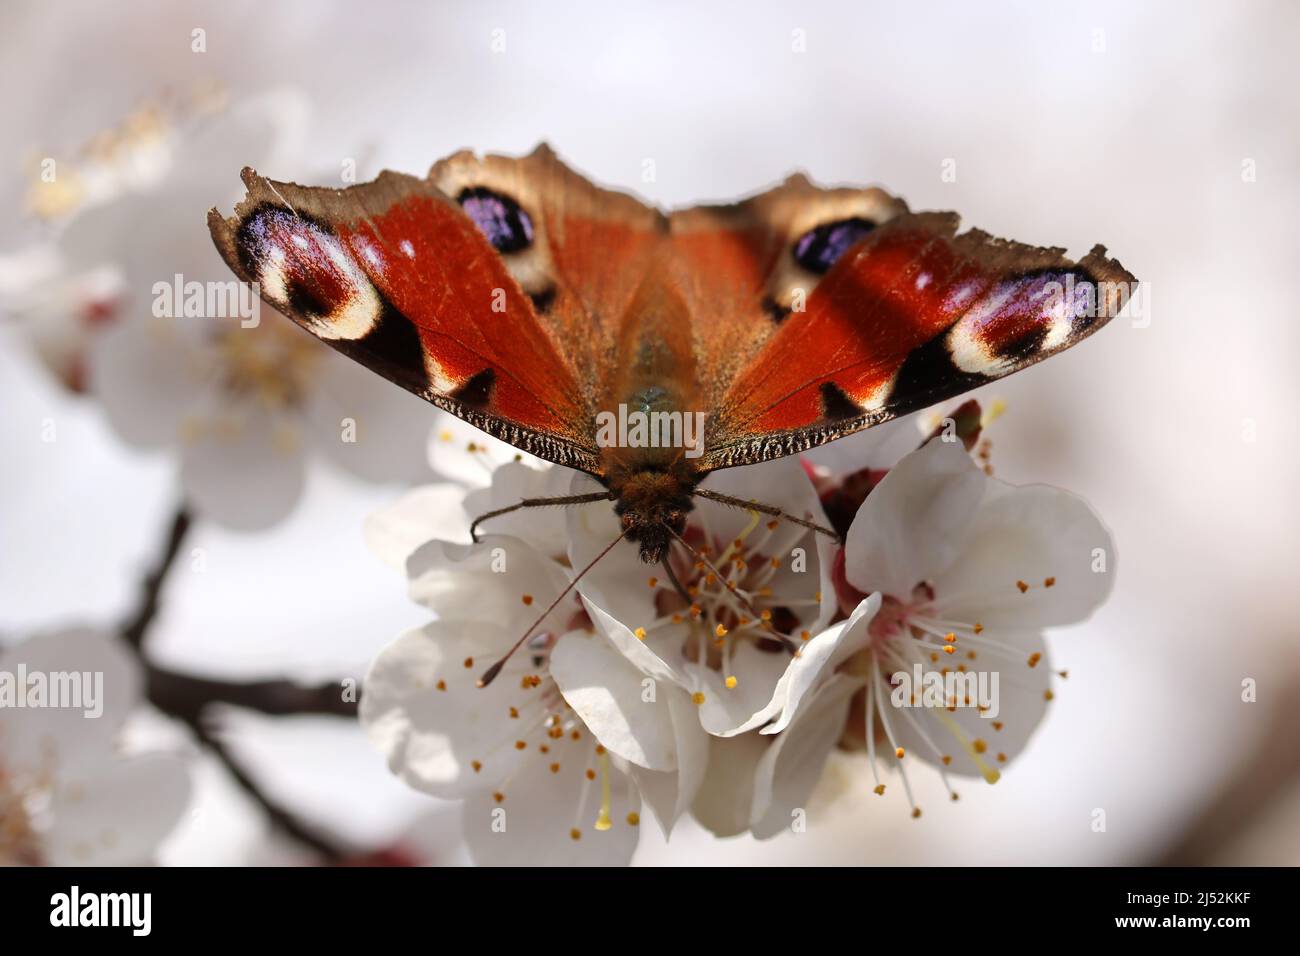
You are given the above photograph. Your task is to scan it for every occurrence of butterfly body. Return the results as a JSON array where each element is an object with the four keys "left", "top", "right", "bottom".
[{"left": 209, "top": 145, "right": 1135, "bottom": 563}]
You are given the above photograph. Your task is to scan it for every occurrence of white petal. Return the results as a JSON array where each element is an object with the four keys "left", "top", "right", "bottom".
[
  {"left": 178, "top": 404, "right": 306, "bottom": 531},
  {"left": 690, "top": 639, "right": 791, "bottom": 736},
  {"left": 44, "top": 751, "right": 190, "bottom": 865},
  {"left": 463, "top": 460, "right": 580, "bottom": 559},
  {"left": 936, "top": 483, "right": 1115, "bottom": 630},
  {"left": 0, "top": 630, "right": 140, "bottom": 775},
  {"left": 359, "top": 621, "right": 544, "bottom": 796},
  {"left": 844, "top": 439, "right": 985, "bottom": 597},
  {"left": 550, "top": 630, "right": 679, "bottom": 771},
  {"left": 88, "top": 317, "right": 205, "bottom": 448},
  {"left": 303, "top": 349, "right": 436, "bottom": 484},
  {"left": 751, "top": 673, "right": 860, "bottom": 839},
  {"left": 405, "top": 535, "right": 572, "bottom": 635},
  {"left": 363, "top": 483, "right": 469, "bottom": 570},
  {"left": 760, "top": 594, "right": 881, "bottom": 736},
  {"left": 626, "top": 690, "right": 711, "bottom": 837},
  {"left": 427, "top": 411, "right": 546, "bottom": 486},
  {"left": 460, "top": 745, "right": 641, "bottom": 866},
  {"left": 690, "top": 732, "right": 769, "bottom": 837},
  {"left": 888, "top": 630, "right": 1052, "bottom": 780}
]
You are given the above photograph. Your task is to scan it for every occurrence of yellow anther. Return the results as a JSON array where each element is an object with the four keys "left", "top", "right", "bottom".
[
  {"left": 725, "top": 675, "right": 738, "bottom": 689},
  {"left": 692, "top": 692, "right": 706, "bottom": 705}
]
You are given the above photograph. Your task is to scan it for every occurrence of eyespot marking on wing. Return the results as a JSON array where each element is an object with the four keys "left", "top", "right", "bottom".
[
  {"left": 457, "top": 187, "right": 534, "bottom": 253},
  {"left": 792, "top": 217, "right": 877, "bottom": 274},
  {"left": 945, "top": 269, "right": 1101, "bottom": 376},
  {"left": 237, "top": 205, "right": 383, "bottom": 341}
]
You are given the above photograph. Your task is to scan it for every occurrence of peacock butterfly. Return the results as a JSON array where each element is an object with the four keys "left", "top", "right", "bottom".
[{"left": 208, "top": 143, "right": 1134, "bottom": 577}]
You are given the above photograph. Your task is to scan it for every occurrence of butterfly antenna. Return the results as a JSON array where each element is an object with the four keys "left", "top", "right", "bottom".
[
  {"left": 476, "top": 526, "right": 631, "bottom": 688},
  {"left": 470, "top": 491, "right": 614, "bottom": 542},
  {"left": 665, "top": 525, "right": 798, "bottom": 654},
  {"left": 692, "top": 488, "right": 839, "bottom": 542}
]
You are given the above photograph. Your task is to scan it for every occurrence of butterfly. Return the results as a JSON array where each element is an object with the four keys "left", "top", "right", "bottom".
[{"left": 208, "top": 143, "right": 1132, "bottom": 606}]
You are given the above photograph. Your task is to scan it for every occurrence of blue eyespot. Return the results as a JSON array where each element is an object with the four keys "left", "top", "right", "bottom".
[
  {"left": 457, "top": 187, "right": 534, "bottom": 253},
  {"left": 792, "top": 217, "right": 876, "bottom": 274}
]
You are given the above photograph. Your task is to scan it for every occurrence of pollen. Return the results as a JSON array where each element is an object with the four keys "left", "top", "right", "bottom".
[
  {"left": 471, "top": 760, "right": 482, "bottom": 773},
  {"left": 944, "top": 632, "right": 956, "bottom": 643},
  {"left": 1044, "top": 689, "right": 1055, "bottom": 701},
  {"left": 647, "top": 576, "right": 658, "bottom": 588},
  {"left": 911, "top": 808, "right": 922, "bottom": 819},
  {"left": 586, "top": 769, "right": 596, "bottom": 781},
  {"left": 515, "top": 740, "right": 527, "bottom": 750},
  {"left": 767, "top": 520, "right": 780, "bottom": 530},
  {"left": 463, "top": 657, "right": 474, "bottom": 668},
  {"left": 943, "top": 645, "right": 955, "bottom": 655},
  {"left": 770, "top": 557, "right": 781, "bottom": 569},
  {"left": 997, "top": 753, "right": 1007, "bottom": 763},
  {"left": 895, "top": 747, "right": 905, "bottom": 759},
  {"left": 1016, "top": 580, "right": 1029, "bottom": 593},
  {"left": 493, "top": 792, "right": 504, "bottom": 803},
  {"left": 973, "top": 623, "right": 984, "bottom": 634},
  {"left": 801, "top": 630, "right": 811, "bottom": 641},
  {"left": 671, "top": 614, "right": 683, "bottom": 624},
  {"left": 992, "top": 721, "right": 1004, "bottom": 731},
  {"left": 570, "top": 828, "right": 581, "bottom": 841},
  {"left": 571, "top": 729, "right": 581, "bottom": 740},
  {"left": 627, "top": 812, "right": 641, "bottom": 826},
  {"left": 941, "top": 755, "right": 952, "bottom": 766},
  {"left": 973, "top": 739, "right": 988, "bottom": 754},
  {"left": 1027, "top": 652, "right": 1042, "bottom": 668},
  {"left": 521, "top": 594, "right": 534, "bottom": 606},
  {"left": 690, "top": 604, "right": 703, "bottom": 618},
  {"left": 725, "top": 675, "right": 738, "bottom": 689},
  {"left": 595, "top": 745, "right": 605, "bottom": 755},
  {"left": 508, "top": 707, "right": 519, "bottom": 719},
  {"left": 715, "top": 623, "right": 728, "bottom": 638},
  {"left": 550, "top": 763, "right": 560, "bottom": 774},
  {"left": 692, "top": 692, "right": 706, "bottom": 705},
  {"left": 436, "top": 680, "right": 446, "bottom": 691},
  {"left": 761, "top": 609, "right": 773, "bottom": 622},
  {"left": 873, "top": 784, "right": 886, "bottom": 795},
  {"left": 1044, "top": 576, "right": 1056, "bottom": 588},
  {"left": 634, "top": 627, "right": 647, "bottom": 640}
]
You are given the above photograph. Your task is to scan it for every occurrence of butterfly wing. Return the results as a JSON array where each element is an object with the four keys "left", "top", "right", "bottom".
[
  {"left": 207, "top": 145, "right": 666, "bottom": 474},
  {"left": 678, "top": 202, "right": 1135, "bottom": 471}
]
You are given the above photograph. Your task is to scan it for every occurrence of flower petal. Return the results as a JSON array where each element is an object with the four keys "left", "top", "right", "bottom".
[
  {"left": 44, "top": 751, "right": 191, "bottom": 865},
  {"left": 363, "top": 483, "right": 470, "bottom": 570},
  {"left": 625, "top": 689, "right": 710, "bottom": 837},
  {"left": 0, "top": 629, "right": 140, "bottom": 775},
  {"left": 359, "top": 621, "right": 543, "bottom": 796},
  {"left": 405, "top": 535, "right": 571, "bottom": 635},
  {"left": 887, "top": 630, "right": 1052, "bottom": 780},
  {"left": 936, "top": 483, "right": 1115, "bottom": 630},
  {"left": 460, "top": 745, "right": 641, "bottom": 866},
  {"left": 751, "top": 673, "right": 861, "bottom": 839},
  {"left": 759, "top": 594, "right": 881, "bottom": 736},
  {"left": 844, "top": 439, "right": 985, "bottom": 598},
  {"left": 690, "top": 733, "right": 768, "bottom": 838},
  {"left": 550, "top": 629, "right": 680, "bottom": 771}
]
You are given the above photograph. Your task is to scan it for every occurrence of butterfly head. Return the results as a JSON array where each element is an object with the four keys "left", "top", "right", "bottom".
[{"left": 610, "top": 468, "right": 697, "bottom": 564}]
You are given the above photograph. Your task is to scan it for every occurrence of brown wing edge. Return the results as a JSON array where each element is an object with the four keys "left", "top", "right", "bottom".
[{"left": 205, "top": 166, "right": 605, "bottom": 475}]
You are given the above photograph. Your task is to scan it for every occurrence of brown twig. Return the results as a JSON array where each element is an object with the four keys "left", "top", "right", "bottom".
[{"left": 123, "top": 502, "right": 360, "bottom": 863}]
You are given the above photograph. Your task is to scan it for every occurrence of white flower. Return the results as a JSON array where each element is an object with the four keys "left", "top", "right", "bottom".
[
  {"left": 360, "top": 528, "right": 646, "bottom": 865},
  {"left": 0, "top": 630, "right": 190, "bottom": 865},
  {"left": 556, "top": 458, "right": 838, "bottom": 764},
  {"left": 48, "top": 90, "right": 434, "bottom": 529},
  {"left": 755, "top": 438, "right": 1114, "bottom": 815}
]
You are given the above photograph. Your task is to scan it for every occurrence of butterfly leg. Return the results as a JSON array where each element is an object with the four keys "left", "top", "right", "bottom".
[
  {"left": 692, "top": 488, "right": 839, "bottom": 542},
  {"left": 469, "top": 491, "right": 615, "bottom": 542}
]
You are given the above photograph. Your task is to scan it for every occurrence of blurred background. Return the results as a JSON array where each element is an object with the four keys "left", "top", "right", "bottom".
[{"left": 1, "top": 0, "right": 1296, "bottom": 865}]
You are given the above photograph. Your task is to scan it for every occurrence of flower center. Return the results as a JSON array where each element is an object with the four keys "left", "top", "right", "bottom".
[
  {"left": 213, "top": 322, "right": 321, "bottom": 409},
  {"left": 636, "top": 510, "right": 817, "bottom": 700}
]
